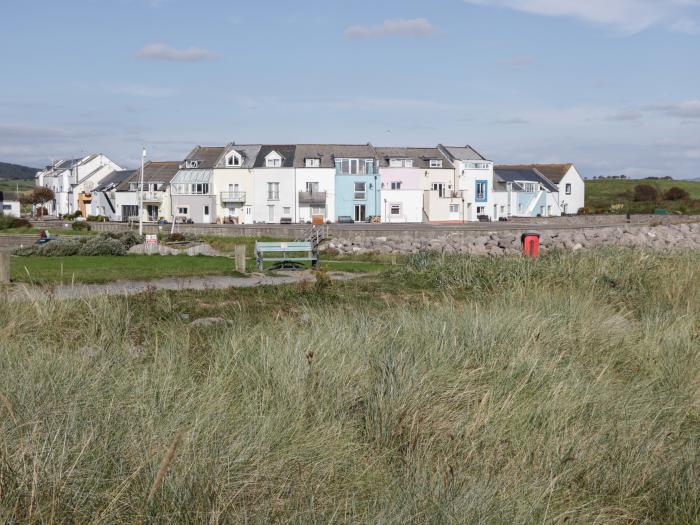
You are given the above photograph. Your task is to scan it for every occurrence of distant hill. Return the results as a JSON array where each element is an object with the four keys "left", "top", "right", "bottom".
[{"left": 0, "top": 161, "right": 38, "bottom": 180}]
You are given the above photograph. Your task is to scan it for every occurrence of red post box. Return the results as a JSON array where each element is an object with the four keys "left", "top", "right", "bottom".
[{"left": 521, "top": 232, "right": 540, "bottom": 258}]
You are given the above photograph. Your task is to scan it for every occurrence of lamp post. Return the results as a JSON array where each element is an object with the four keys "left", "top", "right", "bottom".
[{"left": 138, "top": 147, "right": 146, "bottom": 236}]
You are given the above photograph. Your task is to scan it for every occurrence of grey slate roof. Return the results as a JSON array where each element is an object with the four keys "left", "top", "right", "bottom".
[
  {"left": 494, "top": 167, "right": 559, "bottom": 193},
  {"left": 293, "top": 144, "right": 376, "bottom": 168},
  {"left": 183, "top": 146, "right": 225, "bottom": 169},
  {"left": 254, "top": 145, "right": 297, "bottom": 168},
  {"left": 439, "top": 145, "right": 489, "bottom": 162},
  {"left": 96, "top": 169, "right": 136, "bottom": 192},
  {"left": 375, "top": 147, "right": 452, "bottom": 169},
  {"left": 116, "top": 162, "right": 181, "bottom": 191},
  {"left": 0, "top": 191, "right": 22, "bottom": 202},
  {"left": 216, "top": 144, "right": 262, "bottom": 169},
  {"left": 502, "top": 164, "right": 573, "bottom": 184}
]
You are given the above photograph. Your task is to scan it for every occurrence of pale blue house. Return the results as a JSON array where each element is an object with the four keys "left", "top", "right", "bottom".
[{"left": 332, "top": 145, "right": 379, "bottom": 222}]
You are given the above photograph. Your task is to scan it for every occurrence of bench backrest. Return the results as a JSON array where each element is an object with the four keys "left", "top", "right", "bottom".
[{"left": 256, "top": 241, "right": 314, "bottom": 253}]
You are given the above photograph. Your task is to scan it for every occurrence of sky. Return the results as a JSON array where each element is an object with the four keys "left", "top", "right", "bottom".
[{"left": 1, "top": 0, "right": 699, "bottom": 178}]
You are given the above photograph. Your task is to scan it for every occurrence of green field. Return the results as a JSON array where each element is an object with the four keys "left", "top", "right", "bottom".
[
  {"left": 0, "top": 177, "right": 33, "bottom": 192},
  {"left": 586, "top": 178, "right": 700, "bottom": 214},
  {"left": 1, "top": 249, "right": 698, "bottom": 522}
]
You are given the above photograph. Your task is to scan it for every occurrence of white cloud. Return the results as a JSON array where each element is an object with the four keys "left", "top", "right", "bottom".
[
  {"left": 463, "top": 0, "right": 700, "bottom": 34},
  {"left": 647, "top": 100, "right": 700, "bottom": 119},
  {"left": 135, "top": 43, "right": 219, "bottom": 62},
  {"left": 346, "top": 18, "right": 437, "bottom": 38},
  {"left": 0, "top": 123, "right": 68, "bottom": 139}
]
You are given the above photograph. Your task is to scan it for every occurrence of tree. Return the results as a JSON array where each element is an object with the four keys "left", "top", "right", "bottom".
[
  {"left": 664, "top": 187, "right": 690, "bottom": 201},
  {"left": 633, "top": 184, "right": 659, "bottom": 202},
  {"left": 21, "top": 187, "right": 55, "bottom": 217}
]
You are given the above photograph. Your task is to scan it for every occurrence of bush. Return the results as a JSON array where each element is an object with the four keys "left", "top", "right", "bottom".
[
  {"left": 166, "top": 233, "right": 186, "bottom": 242},
  {"left": 117, "top": 231, "right": 143, "bottom": 249},
  {"left": 71, "top": 221, "right": 92, "bottom": 232},
  {"left": 0, "top": 215, "right": 32, "bottom": 230},
  {"left": 664, "top": 187, "right": 690, "bottom": 201},
  {"left": 78, "top": 237, "right": 127, "bottom": 256},
  {"left": 633, "top": 184, "right": 659, "bottom": 202},
  {"left": 86, "top": 215, "right": 107, "bottom": 222},
  {"left": 40, "top": 239, "right": 85, "bottom": 257},
  {"left": 63, "top": 211, "right": 82, "bottom": 220}
]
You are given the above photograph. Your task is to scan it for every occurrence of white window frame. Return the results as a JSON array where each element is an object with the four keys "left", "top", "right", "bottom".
[
  {"left": 267, "top": 182, "right": 280, "bottom": 200},
  {"left": 390, "top": 181, "right": 402, "bottom": 190},
  {"left": 305, "top": 158, "right": 320, "bottom": 168},
  {"left": 283, "top": 207, "right": 291, "bottom": 216},
  {"left": 177, "top": 206, "right": 189, "bottom": 216},
  {"left": 266, "top": 152, "right": 282, "bottom": 168},
  {"left": 476, "top": 206, "right": 486, "bottom": 215},
  {"left": 226, "top": 151, "right": 241, "bottom": 167},
  {"left": 354, "top": 181, "right": 367, "bottom": 200},
  {"left": 390, "top": 203, "right": 402, "bottom": 216},
  {"left": 449, "top": 204, "right": 459, "bottom": 213},
  {"left": 430, "top": 159, "right": 443, "bottom": 168},
  {"left": 565, "top": 183, "right": 572, "bottom": 195}
]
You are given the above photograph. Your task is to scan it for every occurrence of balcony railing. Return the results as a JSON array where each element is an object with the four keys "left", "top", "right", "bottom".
[
  {"left": 141, "top": 192, "right": 163, "bottom": 203},
  {"left": 298, "top": 191, "right": 327, "bottom": 204},
  {"left": 220, "top": 191, "right": 246, "bottom": 203}
]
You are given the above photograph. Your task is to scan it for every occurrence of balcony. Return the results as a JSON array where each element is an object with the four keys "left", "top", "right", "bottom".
[
  {"left": 220, "top": 191, "right": 246, "bottom": 203},
  {"left": 298, "top": 191, "right": 327, "bottom": 204},
  {"left": 141, "top": 192, "right": 163, "bottom": 203}
]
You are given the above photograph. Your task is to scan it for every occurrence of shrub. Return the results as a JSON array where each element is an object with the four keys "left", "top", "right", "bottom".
[
  {"left": 78, "top": 237, "right": 127, "bottom": 256},
  {"left": 0, "top": 215, "right": 32, "bottom": 230},
  {"left": 166, "top": 233, "right": 186, "bottom": 242},
  {"left": 664, "top": 187, "right": 690, "bottom": 201},
  {"left": 117, "top": 231, "right": 143, "bottom": 249},
  {"left": 72, "top": 221, "right": 92, "bottom": 232},
  {"left": 86, "top": 215, "right": 107, "bottom": 222},
  {"left": 13, "top": 245, "right": 40, "bottom": 256},
  {"left": 577, "top": 207, "right": 591, "bottom": 215},
  {"left": 40, "top": 239, "right": 85, "bottom": 257},
  {"left": 633, "top": 184, "right": 659, "bottom": 202}
]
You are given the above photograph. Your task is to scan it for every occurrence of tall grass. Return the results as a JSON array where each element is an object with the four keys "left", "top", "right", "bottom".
[{"left": 0, "top": 249, "right": 698, "bottom": 522}]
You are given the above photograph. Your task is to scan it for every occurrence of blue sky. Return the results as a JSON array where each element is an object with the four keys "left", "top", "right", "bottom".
[{"left": 1, "top": 0, "right": 699, "bottom": 178}]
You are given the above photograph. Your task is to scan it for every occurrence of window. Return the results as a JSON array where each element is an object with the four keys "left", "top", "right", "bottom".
[
  {"left": 476, "top": 206, "right": 486, "bottom": 214},
  {"left": 475, "top": 181, "right": 487, "bottom": 202},
  {"left": 305, "top": 158, "right": 320, "bottom": 168},
  {"left": 389, "top": 159, "right": 413, "bottom": 168},
  {"left": 390, "top": 181, "right": 402, "bottom": 190},
  {"left": 122, "top": 205, "right": 139, "bottom": 219},
  {"left": 432, "top": 182, "right": 446, "bottom": 198},
  {"left": 449, "top": 204, "right": 459, "bottom": 213},
  {"left": 430, "top": 159, "right": 443, "bottom": 168},
  {"left": 186, "top": 160, "right": 199, "bottom": 169},
  {"left": 129, "top": 182, "right": 139, "bottom": 191},
  {"left": 565, "top": 183, "right": 572, "bottom": 195},
  {"left": 283, "top": 207, "right": 291, "bottom": 215},
  {"left": 266, "top": 153, "right": 282, "bottom": 168},
  {"left": 194, "top": 183, "right": 209, "bottom": 195},
  {"left": 335, "top": 158, "right": 375, "bottom": 175},
  {"left": 500, "top": 206, "right": 506, "bottom": 214},
  {"left": 267, "top": 182, "right": 280, "bottom": 200},
  {"left": 465, "top": 162, "right": 489, "bottom": 170},
  {"left": 268, "top": 205, "right": 275, "bottom": 222},
  {"left": 521, "top": 182, "right": 539, "bottom": 193},
  {"left": 2, "top": 204, "right": 11, "bottom": 211},
  {"left": 306, "top": 181, "right": 319, "bottom": 193},
  {"left": 245, "top": 207, "right": 252, "bottom": 216},
  {"left": 311, "top": 206, "right": 325, "bottom": 215},
  {"left": 390, "top": 204, "right": 401, "bottom": 215},
  {"left": 204, "top": 205, "right": 210, "bottom": 216},
  {"left": 354, "top": 182, "right": 367, "bottom": 200},
  {"left": 177, "top": 207, "right": 188, "bottom": 215},
  {"left": 226, "top": 152, "right": 241, "bottom": 167}
]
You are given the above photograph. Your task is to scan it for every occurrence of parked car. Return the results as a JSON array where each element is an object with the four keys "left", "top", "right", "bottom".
[{"left": 337, "top": 216, "right": 355, "bottom": 224}]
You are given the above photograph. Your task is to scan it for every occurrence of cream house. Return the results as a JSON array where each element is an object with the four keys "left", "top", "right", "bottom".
[{"left": 212, "top": 144, "right": 260, "bottom": 224}]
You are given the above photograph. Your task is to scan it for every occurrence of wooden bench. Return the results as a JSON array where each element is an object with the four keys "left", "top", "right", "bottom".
[{"left": 255, "top": 241, "right": 319, "bottom": 271}]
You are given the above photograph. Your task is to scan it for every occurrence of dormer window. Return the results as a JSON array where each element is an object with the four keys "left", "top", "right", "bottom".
[
  {"left": 429, "top": 159, "right": 443, "bottom": 168},
  {"left": 389, "top": 158, "right": 413, "bottom": 168},
  {"left": 187, "top": 160, "right": 200, "bottom": 169},
  {"left": 305, "top": 158, "right": 320, "bottom": 168},
  {"left": 226, "top": 151, "right": 242, "bottom": 167},
  {"left": 265, "top": 151, "right": 283, "bottom": 168}
]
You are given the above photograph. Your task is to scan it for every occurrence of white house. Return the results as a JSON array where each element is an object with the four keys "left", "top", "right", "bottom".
[
  {"left": 252, "top": 145, "right": 297, "bottom": 223},
  {"left": 36, "top": 154, "right": 122, "bottom": 217},
  {"left": 438, "top": 145, "right": 496, "bottom": 221},
  {"left": 521, "top": 164, "right": 585, "bottom": 215},
  {"left": 293, "top": 145, "right": 337, "bottom": 223},
  {"left": 212, "top": 144, "right": 260, "bottom": 224},
  {"left": 0, "top": 191, "right": 21, "bottom": 218},
  {"left": 90, "top": 169, "right": 136, "bottom": 221},
  {"left": 493, "top": 167, "right": 562, "bottom": 218},
  {"left": 170, "top": 146, "right": 225, "bottom": 224}
]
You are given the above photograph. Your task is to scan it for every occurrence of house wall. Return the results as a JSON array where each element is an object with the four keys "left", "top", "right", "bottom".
[
  {"left": 380, "top": 190, "right": 423, "bottom": 223},
  {"left": 423, "top": 191, "right": 463, "bottom": 223},
  {"left": 379, "top": 167, "right": 423, "bottom": 191},
  {"left": 212, "top": 168, "right": 254, "bottom": 224},
  {"left": 1, "top": 200, "right": 20, "bottom": 217},
  {"left": 252, "top": 168, "right": 296, "bottom": 223},
  {"left": 295, "top": 167, "right": 336, "bottom": 223},
  {"left": 335, "top": 174, "right": 379, "bottom": 221},
  {"left": 558, "top": 167, "right": 585, "bottom": 214},
  {"left": 171, "top": 194, "right": 217, "bottom": 224},
  {"left": 454, "top": 161, "right": 495, "bottom": 221}
]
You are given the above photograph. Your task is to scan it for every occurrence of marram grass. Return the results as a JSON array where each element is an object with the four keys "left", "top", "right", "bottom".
[{"left": 0, "top": 248, "right": 698, "bottom": 523}]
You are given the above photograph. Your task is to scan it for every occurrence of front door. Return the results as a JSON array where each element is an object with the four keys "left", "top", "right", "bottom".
[
  {"left": 146, "top": 205, "right": 159, "bottom": 222},
  {"left": 493, "top": 204, "right": 498, "bottom": 220},
  {"left": 354, "top": 204, "right": 366, "bottom": 222},
  {"left": 432, "top": 183, "right": 446, "bottom": 198},
  {"left": 203, "top": 205, "right": 211, "bottom": 223}
]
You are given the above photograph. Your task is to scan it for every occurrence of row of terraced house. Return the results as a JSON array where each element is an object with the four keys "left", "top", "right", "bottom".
[{"left": 36, "top": 143, "right": 585, "bottom": 224}]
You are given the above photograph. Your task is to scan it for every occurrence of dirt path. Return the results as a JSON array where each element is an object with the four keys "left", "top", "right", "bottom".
[{"left": 4, "top": 271, "right": 365, "bottom": 301}]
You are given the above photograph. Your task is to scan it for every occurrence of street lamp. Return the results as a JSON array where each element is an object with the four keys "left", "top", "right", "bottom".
[{"left": 138, "top": 147, "right": 146, "bottom": 236}]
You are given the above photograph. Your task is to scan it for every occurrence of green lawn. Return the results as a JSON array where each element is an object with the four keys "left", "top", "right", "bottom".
[
  {"left": 11, "top": 255, "right": 242, "bottom": 284},
  {"left": 586, "top": 179, "right": 700, "bottom": 214},
  {"left": 0, "top": 178, "right": 34, "bottom": 192}
]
